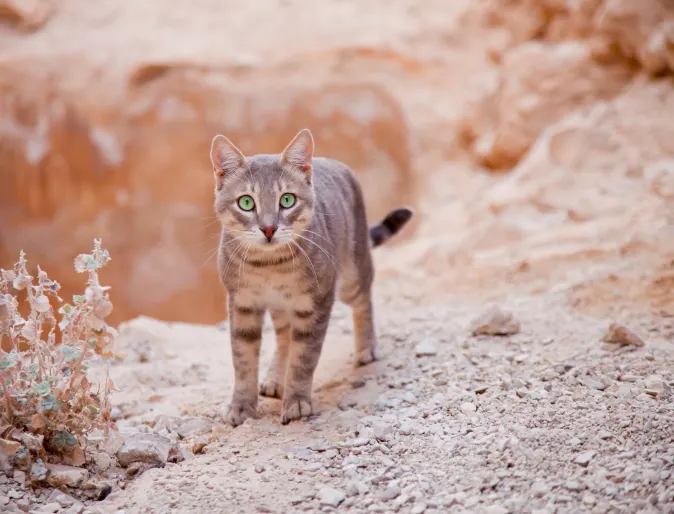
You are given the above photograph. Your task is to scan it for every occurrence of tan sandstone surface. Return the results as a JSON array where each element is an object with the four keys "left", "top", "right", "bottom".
[{"left": 1, "top": 0, "right": 673, "bottom": 513}]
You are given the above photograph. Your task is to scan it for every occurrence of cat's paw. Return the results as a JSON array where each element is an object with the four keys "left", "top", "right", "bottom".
[
  {"left": 221, "top": 398, "right": 258, "bottom": 427},
  {"left": 355, "top": 343, "right": 379, "bottom": 367},
  {"left": 259, "top": 379, "right": 283, "bottom": 399},
  {"left": 280, "top": 394, "right": 313, "bottom": 424}
]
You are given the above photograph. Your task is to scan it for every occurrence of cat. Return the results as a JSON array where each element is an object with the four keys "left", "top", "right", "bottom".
[{"left": 210, "top": 128, "right": 412, "bottom": 426}]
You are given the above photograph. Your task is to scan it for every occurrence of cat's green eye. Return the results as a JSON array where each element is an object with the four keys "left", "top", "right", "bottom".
[
  {"left": 237, "top": 195, "right": 255, "bottom": 211},
  {"left": 280, "top": 193, "right": 296, "bottom": 209}
]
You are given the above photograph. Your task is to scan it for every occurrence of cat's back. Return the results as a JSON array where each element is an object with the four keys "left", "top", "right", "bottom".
[{"left": 311, "top": 157, "right": 362, "bottom": 207}]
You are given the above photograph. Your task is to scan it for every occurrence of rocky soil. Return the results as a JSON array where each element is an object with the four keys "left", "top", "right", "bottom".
[{"left": 1, "top": 0, "right": 674, "bottom": 513}]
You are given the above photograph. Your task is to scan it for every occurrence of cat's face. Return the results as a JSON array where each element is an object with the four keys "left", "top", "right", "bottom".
[{"left": 211, "top": 130, "right": 315, "bottom": 251}]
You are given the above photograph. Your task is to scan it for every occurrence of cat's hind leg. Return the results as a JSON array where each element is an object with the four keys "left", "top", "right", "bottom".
[
  {"left": 259, "top": 310, "right": 290, "bottom": 399},
  {"left": 339, "top": 256, "right": 377, "bottom": 367}
]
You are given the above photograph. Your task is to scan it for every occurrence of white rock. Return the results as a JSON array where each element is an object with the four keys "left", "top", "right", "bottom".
[
  {"left": 116, "top": 433, "right": 171, "bottom": 467},
  {"left": 414, "top": 339, "right": 438, "bottom": 357},
  {"left": 573, "top": 451, "right": 595, "bottom": 467},
  {"left": 470, "top": 306, "right": 520, "bottom": 336},
  {"left": 373, "top": 422, "right": 393, "bottom": 442},
  {"left": 38, "top": 503, "right": 62, "bottom": 513},
  {"left": 460, "top": 402, "right": 477, "bottom": 416},
  {"left": 318, "top": 486, "right": 346, "bottom": 507},
  {"left": 45, "top": 464, "right": 88, "bottom": 488},
  {"left": 381, "top": 485, "right": 401, "bottom": 501},
  {"left": 347, "top": 481, "right": 369, "bottom": 497}
]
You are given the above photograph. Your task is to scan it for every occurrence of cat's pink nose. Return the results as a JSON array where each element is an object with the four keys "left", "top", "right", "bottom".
[{"left": 260, "top": 225, "right": 277, "bottom": 241}]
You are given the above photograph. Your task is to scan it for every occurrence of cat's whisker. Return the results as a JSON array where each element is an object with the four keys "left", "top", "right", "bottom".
[
  {"left": 300, "top": 228, "right": 334, "bottom": 246},
  {"left": 201, "top": 235, "right": 247, "bottom": 268},
  {"left": 221, "top": 241, "right": 247, "bottom": 278},
  {"left": 285, "top": 242, "right": 297, "bottom": 269},
  {"left": 291, "top": 240, "right": 319, "bottom": 288},
  {"left": 238, "top": 242, "right": 253, "bottom": 283},
  {"left": 294, "top": 233, "right": 339, "bottom": 272}
]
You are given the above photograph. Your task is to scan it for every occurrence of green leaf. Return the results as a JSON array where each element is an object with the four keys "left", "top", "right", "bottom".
[
  {"left": 26, "top": 363, "right": 38, "bottom": 380},
  {"left": 73, "top": 295, "right": 85, "bottom": 304},
  {"left": 50, "top": 430, "right": 77, "bottom": 452},
  {"left": 0, "top": 358, "right": 15, "bottom": 369},
  {"left": 59, "top": 346, "right": 81, "bottom": 363},
  {"left": 40, "top": 395, "right": 64, "bottom": 412},
  {"left": 58, "top": 304, "right": 72, "bottom": 315},
  {"left": 33, "top": 380, "right": 50, "bottom": 396}
]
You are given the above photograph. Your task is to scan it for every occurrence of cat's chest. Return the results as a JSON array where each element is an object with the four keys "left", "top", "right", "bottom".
[{"left": 238, "top": 270, "right": 309, "bottom": 311}]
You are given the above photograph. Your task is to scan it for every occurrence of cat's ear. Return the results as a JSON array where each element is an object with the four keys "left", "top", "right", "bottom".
[
  {"left": 280, "top": 128, "right": 314, "bottom": 183},
  {"left": 210, "top": 135, "right": 245, "bottom": 189}
]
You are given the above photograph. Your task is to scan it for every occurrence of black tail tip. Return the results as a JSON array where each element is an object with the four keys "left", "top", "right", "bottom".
[
  {"left": 385, "top": 207, "right": 414, "bottom": 228},
  {"left": 370, "top": 206, "right": 414, "bottom": 247}
]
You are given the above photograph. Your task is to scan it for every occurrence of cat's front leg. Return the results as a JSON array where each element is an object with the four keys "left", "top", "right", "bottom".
[
  {"left": 223, "top": 298, "right": 265, "bottom": 427},
  {"left": 281, "top": 292, "right": 335, "bottom": 424},
  {"left": 259, "top": 311, "right": 291, "bottom": 398}
]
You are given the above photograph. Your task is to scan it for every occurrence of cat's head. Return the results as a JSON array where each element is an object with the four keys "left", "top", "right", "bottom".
[{"left": 210, "top": 129, "right": 315, "bottom": 250}]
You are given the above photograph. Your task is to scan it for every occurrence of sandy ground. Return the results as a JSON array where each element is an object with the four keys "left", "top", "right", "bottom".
[{"left": 86, "top": 244, "right": 674, "bottom": 514}]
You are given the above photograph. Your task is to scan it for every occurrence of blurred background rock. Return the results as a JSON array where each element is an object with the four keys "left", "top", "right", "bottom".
[{"left": 1, "top": 0, "right": 672, "bottom": 325}]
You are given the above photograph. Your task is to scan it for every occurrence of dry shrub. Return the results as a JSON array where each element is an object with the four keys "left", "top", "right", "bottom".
[{"left": 0, "top": 239, "right": 116, "bottom": 467}]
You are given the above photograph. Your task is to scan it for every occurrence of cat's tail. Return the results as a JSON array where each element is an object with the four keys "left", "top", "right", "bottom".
[{"left": 369, "top": 207, "right": 414, "bottom": 248}]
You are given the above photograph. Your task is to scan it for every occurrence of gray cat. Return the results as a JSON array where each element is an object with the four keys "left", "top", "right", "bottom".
[{"left": 210, "top": 129, "right": 412, "bottom": 426}]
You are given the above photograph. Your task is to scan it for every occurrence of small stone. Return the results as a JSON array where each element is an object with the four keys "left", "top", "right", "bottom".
[
  {"left": 116, "top": 433, "right": 171, "bottom": 467},
  {"left": 602, "top": 323, "right": 644, "bottom": 347},
  {"left": 309, "top": 440, "right": 331, "bottom": 452},
  {"left": 175, "top": 417, "right": 213, "bottom": 438},
  {"left": 645, "top": 375, "right": 671, "bottom": 397},
  {"left": 168, "top": 443, "right": 195, "bottom": 463},
  {"left": 460, "top": 402, "right": 477, "bottom": 416},
  {"left": 579, "top": 376, "right": 608, "bottom": 391},
  {"left": 110, "top": 407, "right": 122, "bottom": 421},
  {"left": 398, "top": 421, "right": 417, "bottom": 435},
  {"left": 39, "top": 503, "right": 62, "bottom": 513},
  {"left": 8, "top": 490, "right": 24, "bottom": 499},
  {"left": 512, "top": 378, "right": 527, "bottom": 389},
  {"left": 47, "top": 490, "right": 78, "bottom": 507},
  {"left": 349, "top": 437, "right": 370, "bottom": 448},
  {"left": 381, "top": 485, "right": 401, "bottom": 501},
  {"left": 346, "top": 481, "right": 369, "bottom": 497},
  {"left": 317, "top": 487, "right": 346, "bottom": 507},
  {"left": 472, "top": 385, "right": 488, "bottom": 394},
  {"left": 532, "top": 481, "right": 548, "bottom": 498},
  {"left": 565, "top": 479, "right": 584, "bottom": 491},
  {"left": 598, "top": 430, "right": 613, "bottom": 440},
  {"left": 582, "top": 493, "right": 597, "bottom": 505},
  {"left": 13, "top": 469, "right": 26, "bottom": 485},
  {"left": 351, "top": 378, "right": 366, "bottom": 389},
  {"left": 92, "top": 451, "right": 112, "bottom": 471},
  {"left": 45, "top": 464, "right": 89, "bottom": 488},
  {"left": 484, "top": 507, "right": 508, "bottom": 514},
  {"left": 254, "top": 462, "right": 266, "bottom": 473},
  {"left": 414, "top": 339, "right": 438, "bottom": 357},
  {"left": 0, "top": 496, "right": 8, "bottom": 506},
  {"left": 573, "top": 451, "right": 596, "bottom": 467},
  {"left": 516, "top": 389, "right": 529, "bottom": 399},
  {"left": 373, "top": 422, "right": 393, "bottom": 442},
  {"left": 402, "top": 391, "right": 418, "bottom": 404},
  {"left": 411, "top": 503, "right": 427, "bottom": 514},
  {"left": 470, "top": 306, "right": 520, "bottom": 336}
]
